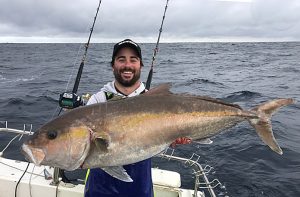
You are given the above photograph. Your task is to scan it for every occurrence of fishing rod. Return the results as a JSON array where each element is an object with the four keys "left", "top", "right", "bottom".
[
  {"left": 54, "top": 0, "right": 103, "bottom": 186},
  {"left": 145, "top": 0, "right": 170, "bottom": 90},
  {"left": 59, "top": 0, "right": 103, "bottom": 110}
]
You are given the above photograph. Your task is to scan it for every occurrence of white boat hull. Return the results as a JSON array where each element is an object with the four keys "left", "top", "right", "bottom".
[{"left": 0, "top": 157, "right": 204, "bottom": 197}]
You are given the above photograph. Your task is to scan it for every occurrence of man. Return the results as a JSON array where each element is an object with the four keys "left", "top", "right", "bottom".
[
  {"left": 84, "top": 39, "right": 190, "bottom": 197},
  {"left": 84, "top": 39, "right": 153, "bottom": 197}
]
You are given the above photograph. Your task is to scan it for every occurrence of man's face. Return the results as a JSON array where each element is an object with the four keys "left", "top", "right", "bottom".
[{"left": 112, "top": 47, "right": 141, "bottom": 87}]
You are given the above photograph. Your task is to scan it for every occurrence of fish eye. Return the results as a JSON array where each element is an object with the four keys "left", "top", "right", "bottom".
[{"left": 47, "top": 131, "right": 57, "bottom": 140}]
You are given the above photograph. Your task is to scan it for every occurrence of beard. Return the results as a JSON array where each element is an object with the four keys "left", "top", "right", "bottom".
[{"left": 113, "top": 67, "right": 141, "bottom": 87}]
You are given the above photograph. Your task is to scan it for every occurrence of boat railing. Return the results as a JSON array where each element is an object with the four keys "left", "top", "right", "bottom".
[
  {"left": 157, "top": 148, "right": 221, "bottom": 197},
  {"left": 0, "top": 121, "right": 33, "bottom": 136},
  {"left": 0, "top": 121, "right": 33, "bottom": 157}
]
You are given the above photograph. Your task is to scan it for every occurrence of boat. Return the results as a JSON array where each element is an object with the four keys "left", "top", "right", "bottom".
[{"left": 0, "top": 121, "right": 221, "bottom": 197}]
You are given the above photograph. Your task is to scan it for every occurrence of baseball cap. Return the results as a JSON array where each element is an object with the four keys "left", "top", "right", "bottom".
[{"left": 112, "top": 39, "right": 143, "bottom": 63}]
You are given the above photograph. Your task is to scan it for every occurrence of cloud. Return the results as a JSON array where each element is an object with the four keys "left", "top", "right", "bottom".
[{"left": 1, "top": 0, "right": 300, "bottom": 42}]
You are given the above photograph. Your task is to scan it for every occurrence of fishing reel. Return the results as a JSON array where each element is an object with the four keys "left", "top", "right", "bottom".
[
  {"left": 59, "top": 92, "right": 83, "bottom": 109},
  {"left": 59, "top": 92, "right": 91, "bottom": 109}
]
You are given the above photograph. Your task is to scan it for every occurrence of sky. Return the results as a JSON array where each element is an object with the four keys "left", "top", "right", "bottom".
[{"left": 1, "top": 0, "right": 300, "bottom": 43}]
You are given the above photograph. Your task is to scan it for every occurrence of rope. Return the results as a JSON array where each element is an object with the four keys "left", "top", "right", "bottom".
[
  {"left": 15, "top": 162, "right": 30, "bottom": 197},
  {"left": 29, "top": 165, "right": 36, "bottom": 197},
  {"left": 0, "top": 132, "right": 24, "bottom": 157}
]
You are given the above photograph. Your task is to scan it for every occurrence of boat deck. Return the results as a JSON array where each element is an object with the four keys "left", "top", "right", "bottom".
[{"left": 0, "top": 157, "right": 204, "bottom": 197}]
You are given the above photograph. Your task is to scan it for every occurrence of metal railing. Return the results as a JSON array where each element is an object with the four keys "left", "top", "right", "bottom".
[
  {"left": 157, "top": 148, "right": 221, "bottom": 197},
  {"left": 0, "top": 121, "right": 33, "bottom": 135}
]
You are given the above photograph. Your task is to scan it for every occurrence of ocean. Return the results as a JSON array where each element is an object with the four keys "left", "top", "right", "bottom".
[{"left": 0, "top": 42, "right": 299, "bottom": 197}]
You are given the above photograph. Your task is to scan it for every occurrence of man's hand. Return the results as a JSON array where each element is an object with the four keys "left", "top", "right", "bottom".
[{"left": 170, "top": 137, "right": 191, "bottom": 148}]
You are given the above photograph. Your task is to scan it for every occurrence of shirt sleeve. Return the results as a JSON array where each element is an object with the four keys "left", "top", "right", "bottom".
[{"left": 87, "top": 91, "right": 107, "bottom": 105}]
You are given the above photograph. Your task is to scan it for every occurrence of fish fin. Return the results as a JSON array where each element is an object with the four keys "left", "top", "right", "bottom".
[
  {"left": 102, "top": 166, "right": 133, "bottom": 182},
  {"left": 145, "top": 83, "right": 172, "bottom": 95},
  {"left": 249, "top": 98, "right": 295, "bottom": 155},
  {"left": 94, "top": 137, "right": 109, "bottom": 152},
  {"left": 92, "top": 131, "right": 110, "bottom": 151},
  {"left": 193, "top": 95, "right": 242, "bottom": 109},
  {"left": 195, "top": 138, "right": 213, "bottom": 145}
]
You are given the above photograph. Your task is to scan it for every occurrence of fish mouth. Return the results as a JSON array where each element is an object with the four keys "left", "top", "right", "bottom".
[{"left": 21, "top": 144, "right": 45, "bottom": 166}]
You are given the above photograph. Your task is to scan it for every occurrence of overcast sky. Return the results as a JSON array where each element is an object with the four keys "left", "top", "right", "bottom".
[{"left": 1, "top": 0, "right": 300, "bottom": 43}]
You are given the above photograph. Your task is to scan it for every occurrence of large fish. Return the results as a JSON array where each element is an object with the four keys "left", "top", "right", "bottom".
[{"left": 22, "top": 84, "right": 295, "bottom": 182}]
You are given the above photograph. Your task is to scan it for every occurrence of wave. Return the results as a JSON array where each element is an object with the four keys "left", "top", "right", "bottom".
[
  {"left": 184, "top": 78, "right": 225, "bottom": 86},
  {"left": 6, "top": 98, "right": 34, "bottom": 106},
  {"left": 277, "top": 53, "right": 293, "bottom": 57},
  {"left": 0, "top": 74, "right": 5, "bottom": 81},
  {"left": 2, "top": 95, "right": 57, "bottom": 108},
  {"left": 280, "top": 67, "right": 300, "bottom": 73},
  {"left": 0, "top": 75, "right": 39, "bottom": 84},
  {"left": 223, "top": 91, "right": 261, "bottom": 102},
  {"left": 36, "top": 95, "right": 58, "bottom": 103}
]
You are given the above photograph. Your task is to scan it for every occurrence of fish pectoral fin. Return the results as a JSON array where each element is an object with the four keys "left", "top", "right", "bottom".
[
  {"left": 195, "top": 138, "right": 213, "bottom": 145},
  {"left": 102, "top": 166, "right": 133, "bottom": 182},
  {"left": 94, "top": 137, "right": 109, "bottom": 151},
  {"left": 93, "top": 131, "right": 110, "bottom": 151}
]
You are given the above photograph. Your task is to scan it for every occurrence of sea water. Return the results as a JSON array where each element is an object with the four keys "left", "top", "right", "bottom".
[{"left": 0, "top": 42, "right": 299, "bottom": 196}]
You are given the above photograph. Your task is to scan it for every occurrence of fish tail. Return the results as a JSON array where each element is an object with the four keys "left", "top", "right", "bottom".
[{"left": 249, "top": 98, "right": 295, "bottom": 155}]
